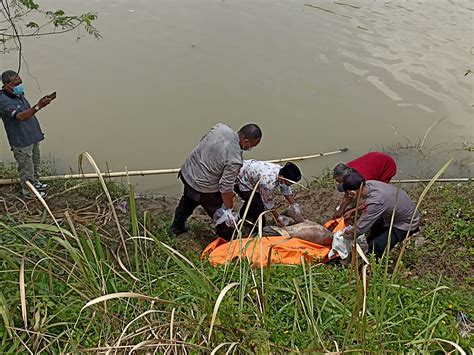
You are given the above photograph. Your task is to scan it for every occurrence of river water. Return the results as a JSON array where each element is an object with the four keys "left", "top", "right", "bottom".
[{"left": 1, "top": 0, "right": 472, "bottom": 194}]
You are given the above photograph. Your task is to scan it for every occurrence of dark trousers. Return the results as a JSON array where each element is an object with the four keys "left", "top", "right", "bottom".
[
  {"left": 172, "top": 175, "right": 234, "bottom": 239},
  {"left": 234, "top": 185, "right": 266, "bottom": 227},
  {"left": 368, "top": 220, "right": 419, "bottom": 258}
]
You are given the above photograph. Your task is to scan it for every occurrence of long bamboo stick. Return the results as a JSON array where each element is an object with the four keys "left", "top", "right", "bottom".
[
  {"left": 267, "top": 147, "right": 348, "bottom": 163},
  {"left": 0, "top": 148, "right": 349, "bottom": 185},
  {"left": 393, "top": 178, "right": 472, "bottom": 183}
]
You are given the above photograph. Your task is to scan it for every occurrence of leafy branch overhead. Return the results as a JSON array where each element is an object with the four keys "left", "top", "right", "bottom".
[{"left": 0, "top": 0, "right": 100, "bottom": 48}]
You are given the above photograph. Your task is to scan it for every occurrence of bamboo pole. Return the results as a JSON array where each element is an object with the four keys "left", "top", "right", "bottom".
[
  {"left": 267, "top": 147, "right": 348, "bottom": 163},
  {"left": 0, "top": 148, "right": 349, "bottom": 185},
  {"left": 393, "top": 178, "right": 472, "bottom": 183}
]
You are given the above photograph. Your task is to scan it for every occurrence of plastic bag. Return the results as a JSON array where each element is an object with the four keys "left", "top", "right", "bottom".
[
  {"left": 329, "top": 230, "right": 352, "bottom": 259},
  {"left": 329, "top": 230, "right": 368, "bottom": 259},
  {"left": 213, "top": 206, "right": 240, "bottom": 228}
]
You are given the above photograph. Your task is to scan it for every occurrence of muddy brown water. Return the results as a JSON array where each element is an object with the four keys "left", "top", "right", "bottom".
[{"left": 1, "top": 0, "right": 472, "bottom": 194}]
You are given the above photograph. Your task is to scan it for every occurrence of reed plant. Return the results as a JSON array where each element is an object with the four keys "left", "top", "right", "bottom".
[{"left": 0, "top": 153, "right": 471, "bottom": 353}]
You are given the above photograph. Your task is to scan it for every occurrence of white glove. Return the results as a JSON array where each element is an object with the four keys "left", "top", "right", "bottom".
[
  {"left": 276, "top": 215, "right": 286, "bottom": 227},
  {"left": 289, "top": 203, "right": 301, "bottom": 215},
  {"left": 288, "top": 203, "right": 304, "bottom": 222},
  {"left": 213, "top": 205, "right": 240, "bottom": 228}
]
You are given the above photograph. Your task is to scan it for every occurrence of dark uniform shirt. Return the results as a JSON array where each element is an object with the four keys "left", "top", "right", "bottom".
[
  {"left": 350, "top": 180, "right": 420, "bottom": 235},
  {"left": 0, "top": 91, "right": 44, "bottom": 148}
]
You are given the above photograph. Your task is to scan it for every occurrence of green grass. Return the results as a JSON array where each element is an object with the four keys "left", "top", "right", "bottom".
[
  {"left": 404, "top": 183, "right": 474, "bottom": 287},
  {"left": 0, "top": 167, "right": 472, "bottom": 352},
  {"left": 0, "top": 223, "right": 471, "bottom": 352}
]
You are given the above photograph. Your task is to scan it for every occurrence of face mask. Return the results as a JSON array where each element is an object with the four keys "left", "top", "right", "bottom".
[
  {"left": 12, "top": 83, "right": 24, "bottom": 95},
  {"left": 243, "top": 141, "right": 253, "bottom": 151}
]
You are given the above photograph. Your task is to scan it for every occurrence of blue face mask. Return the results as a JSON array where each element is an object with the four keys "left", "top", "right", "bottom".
[{"left": 12, "top": 83, "right": 25, "bottom": 95}]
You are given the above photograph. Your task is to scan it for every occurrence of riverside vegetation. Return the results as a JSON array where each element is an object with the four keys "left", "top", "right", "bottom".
[{"left": 0, "top": 155, "right": 472, "bottom": 353}]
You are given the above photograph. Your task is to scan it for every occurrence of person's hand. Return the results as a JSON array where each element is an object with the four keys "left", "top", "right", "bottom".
[
  {"left": 213, "top": 205, "right": 240, "bottom": 228},
  {"left": 290, "top": 203, "right": 301, "bottom": 215},
  {"left": 289, "top": 203, "right": 304, "bottom": 222},
  {"left": 343, "top": 209, "right": 355, "bottom": 220},
  {"left": 332, "top": 209, "right": 343, "bottom": 220},
  {"left": 276, "top": 215, "right": 286, "bottom": 227},
  {"left": 37, "top": 96, "right": 52, "bottom": 109}
]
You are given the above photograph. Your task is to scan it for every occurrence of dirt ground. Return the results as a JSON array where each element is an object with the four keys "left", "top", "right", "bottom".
[
  {"left": 1, "top": 179, "right": 472, "bottom": 288},
  {"left": 0, "top": 179, "right": 340, "bottom": 249}
]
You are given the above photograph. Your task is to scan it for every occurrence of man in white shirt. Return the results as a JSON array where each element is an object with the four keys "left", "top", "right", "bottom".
[{"left": 235, "top": 160, "right": 303, "bottom": 227}]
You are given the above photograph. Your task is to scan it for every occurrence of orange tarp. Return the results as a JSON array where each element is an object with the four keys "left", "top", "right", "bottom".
[{"left": 202, "top": 218, "right": 346, "bottom": 267}]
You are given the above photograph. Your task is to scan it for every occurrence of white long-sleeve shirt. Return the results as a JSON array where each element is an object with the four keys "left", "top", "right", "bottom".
[{"left": 237, "top": 160, "right": 292, "bottom": 209}]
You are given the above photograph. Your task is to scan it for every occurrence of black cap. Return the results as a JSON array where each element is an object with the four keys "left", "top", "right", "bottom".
[
  {"left": 280, "top": 162, "right": 302, "bottom": 183},
  {"left": 342, "top": 173, "right": 365, "bottom": 191}
]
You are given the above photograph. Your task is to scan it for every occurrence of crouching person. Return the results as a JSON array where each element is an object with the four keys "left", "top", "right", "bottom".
[
  {"left": 341, "top": 173, "right": 420, "bottom": 259},
  {"left": 235, "top": 160, "right": 303, "bottom": 227},
  {"left": 169, "top": 123, "right": 262, "bottom": 240}
]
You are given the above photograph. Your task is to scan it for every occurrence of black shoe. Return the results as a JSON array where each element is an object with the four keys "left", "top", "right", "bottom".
[{"left": 168, "top": 223, "right": 188, "bottom": 236}]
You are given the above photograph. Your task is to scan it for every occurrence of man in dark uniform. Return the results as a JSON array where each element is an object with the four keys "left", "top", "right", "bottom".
[{"left": 0, "top": 70, "right": 54, "bottom": 198}]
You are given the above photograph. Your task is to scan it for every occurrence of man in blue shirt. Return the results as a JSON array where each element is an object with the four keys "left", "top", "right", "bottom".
[{"left": 0, "top": 70, "right": 54, "bottom": 198}]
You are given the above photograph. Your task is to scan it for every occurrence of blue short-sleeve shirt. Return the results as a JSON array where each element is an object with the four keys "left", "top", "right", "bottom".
[{"left": 0, "top": 91, "right": 44, "bottom": 148}]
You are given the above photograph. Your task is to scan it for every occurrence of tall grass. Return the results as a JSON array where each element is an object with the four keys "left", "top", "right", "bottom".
[{"left": 0, "top": 154, "right": 470, "bottom": 353}]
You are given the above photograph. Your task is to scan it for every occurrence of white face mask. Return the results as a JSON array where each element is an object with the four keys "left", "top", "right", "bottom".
[{"left": 243, "top": 141, "right": 253, "bottom": 151}]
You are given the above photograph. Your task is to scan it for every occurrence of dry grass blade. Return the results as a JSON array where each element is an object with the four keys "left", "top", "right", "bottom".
[
  {"left": 210, "top": 342, "right": 240, "bottom": 355},
  {"left": 78, "top": 152, "right": 142, "bottom": 287},
  {"left": 116, "top": 244, "right": 140, "bottom": 282},
  {"left": 129, "top": 340, "right": 164, "bottom": 353},
  {"left": 419, "top": 117, "right": 445, "bottom": 151},
  {"left": 170, "top": 307, "right": 176, "bottom": 353},
  {"left": 114, "top": 309, "right": 164, "bottom": 350},
  {"left": 361, "top": 264, "right": 368, "bottom": 317},
  {"left": 81, "top": 292, "right": 177, "bottom": 311},
  {"left": 208, "top": 282, "right": 239, "bottom": 342},
  {"left": 78, "top": 152, "right": 130, "bottom": 262},
  {"left": 25, "top": 181, "right": 66, "bottom": 239},
  {"left": 406, "top": 338, "right": 466, "bottom": 354},
  {"left": 355, "top": 243, "right": 370, "bottom": 265},
  {"left": 19, "top": 256, "right": 27, "bottom": 329}
]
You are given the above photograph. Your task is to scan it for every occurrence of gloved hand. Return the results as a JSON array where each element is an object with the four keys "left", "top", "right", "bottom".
[
  {"left": 213, "top": 205, "right": 240, "bottom": 228},
  {"left": 288, "top": 203, "right": 304, "bottom": 222},
  {"left": 276, "top": 215, "right": 286, "bottom": 227},
  {"left": 332, "top": 207, "right": 343, "bottom": 220},
  {"left": 342, "top": 225, "right": 355, "bottom": 240},
  {"left": 343, "top": 210, "right": 354, "bottom": 220}
]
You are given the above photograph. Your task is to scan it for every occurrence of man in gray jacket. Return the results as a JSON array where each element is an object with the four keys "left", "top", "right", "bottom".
[
  {"left": 169, "top": 123, "right": 262, "bottom": 239},
  {"left": 342, "top": 173, "right": 420, "bottom": 258}
]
